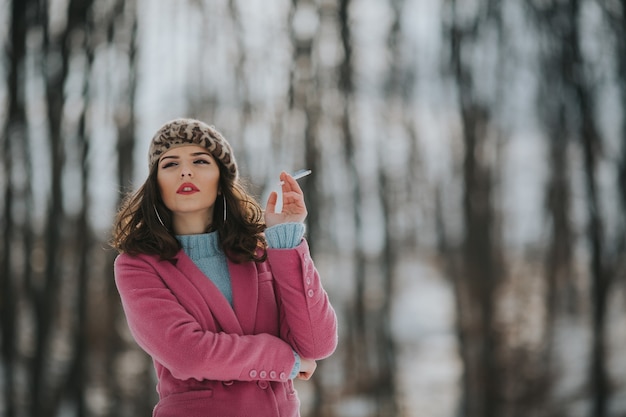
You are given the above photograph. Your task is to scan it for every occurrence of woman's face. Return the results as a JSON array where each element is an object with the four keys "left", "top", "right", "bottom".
[{"left": 157, "top": 145, "right": 221, "bottom": 233}]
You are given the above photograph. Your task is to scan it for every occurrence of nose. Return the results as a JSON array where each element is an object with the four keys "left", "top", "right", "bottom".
[{"left": 180, "top": 164, "right": 193, "bottom": 177}]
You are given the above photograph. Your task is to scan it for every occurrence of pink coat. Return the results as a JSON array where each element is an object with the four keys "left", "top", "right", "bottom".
[{"left": 114, "top": 240, "right": 338, "bottom": 417}]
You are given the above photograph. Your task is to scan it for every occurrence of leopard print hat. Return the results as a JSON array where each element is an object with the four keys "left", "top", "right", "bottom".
[{"left": 148, "top": 118, "right": 238, "bottom": 180}]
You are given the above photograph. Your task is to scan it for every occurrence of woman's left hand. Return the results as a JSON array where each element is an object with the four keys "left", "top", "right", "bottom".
[
  {"left": 297, "top": 358, "right": 317, "bottom": 380},
  {"left": 265, "top": 171, "right": 308, "bottom": 228}
]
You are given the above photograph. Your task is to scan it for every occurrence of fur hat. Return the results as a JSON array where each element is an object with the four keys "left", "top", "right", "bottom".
[{"left": 148, "top": 118, "right": 238, "bottom": 180}]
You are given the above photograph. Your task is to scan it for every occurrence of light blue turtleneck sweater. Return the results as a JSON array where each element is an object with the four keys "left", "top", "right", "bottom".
[{"left": 176, "top": 222, "right": 306, "bottom": 379}]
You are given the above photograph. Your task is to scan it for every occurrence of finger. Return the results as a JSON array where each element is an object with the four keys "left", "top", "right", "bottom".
[
  {"left": 281, "top": 191, "right": 305, "bottom": 205},
  {"left": 280, "top": 196, "right": 307, "bottom": 215},
  {"left": 297, "top": 371, "right": 312, "bottom": 380},
  {"left": 280, "top": 171, "right": 303, "bottom": 194},
  {"left": 280, "top": 172, "right": 293, "bottom": 192},
  {"left": 265, "top": 191, "right": 278, "bottom": 214}
]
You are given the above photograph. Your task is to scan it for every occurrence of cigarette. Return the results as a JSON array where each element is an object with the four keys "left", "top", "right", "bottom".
[
  {"left": 291, "top": 169, "right": 312, "bottom": 180},
  {"left": 280, "top": 169, "right": 312, "bottom": 185}
]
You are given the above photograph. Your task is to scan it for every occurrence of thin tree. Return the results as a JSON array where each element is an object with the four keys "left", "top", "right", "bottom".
[
  {"left": 445, "top": 1, "right": 504, "bottom": 416},
  {"left": 1, "top": 0, "right": 30, "bottom": 415},
  {"left": 375, "top": 166, "right": 400, "bottom": 417},
  {"left": 598, "top": 0, "right": 626, "bottom": 318},
  {"left": 287, "top": 1, "right": 325, "bottom": 414},
  {"left": 334, "top": 0, "right": 370, "bottom": 396},
  {"left": 30, "top": 0, "right": 64, "bottom": 414},
  {"left": 65, "top": 4, "right": 94, "bottom": 414},
  {"left": 531, "top": 3, "right": 577, "bottom": 414},
  {"left": 29, "top": 0, "right": 92, "bottom": 414},
  {"left": 529, "top": 1, "right": 616, "bottom": 414},
  {"left": 107, "top": 0, "right": 147, "bottom": 414}
]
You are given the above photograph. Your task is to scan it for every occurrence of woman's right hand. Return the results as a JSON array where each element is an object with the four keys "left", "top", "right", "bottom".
[{"left": 297, "top": 358, "right": 317, "bottom": 380}]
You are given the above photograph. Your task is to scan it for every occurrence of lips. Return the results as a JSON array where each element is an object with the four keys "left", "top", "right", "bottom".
[{"left": 177, "top": 182, "right": 200, "bottom": 194}]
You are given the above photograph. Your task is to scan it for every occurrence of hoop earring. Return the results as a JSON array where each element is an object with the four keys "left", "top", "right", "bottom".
[
  {"left": 223, "top": 194, "right": 227, "bottom": 223},
  {"left": 154, "top": 204, "right": 166, "bottom": 228}
]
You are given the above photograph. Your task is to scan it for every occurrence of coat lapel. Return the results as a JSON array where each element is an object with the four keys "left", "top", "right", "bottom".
[
  {"left": 229, "top": 259, "right": 258, "bottom": 335},
  {"left": 170, "top": 251, "right": 244, "bottom": 335}
]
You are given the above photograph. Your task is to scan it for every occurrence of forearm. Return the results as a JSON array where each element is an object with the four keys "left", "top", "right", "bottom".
[
  {"left": 115, "top": 256, "right": 297, "bottom": 383},
  {"left": 267, "top": 240, "right": 338, "bottom": 359}
]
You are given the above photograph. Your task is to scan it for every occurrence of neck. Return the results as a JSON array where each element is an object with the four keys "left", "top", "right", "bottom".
[{"left": 172, "top": 211, "right": 213, "bottom": 235}]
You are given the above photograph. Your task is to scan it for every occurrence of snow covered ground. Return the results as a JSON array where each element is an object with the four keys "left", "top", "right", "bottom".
[{"left": 391, "top": 255, "right": 461, "bottom": 417}]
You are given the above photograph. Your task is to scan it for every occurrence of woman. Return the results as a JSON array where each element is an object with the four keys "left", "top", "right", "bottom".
[{"left": 111, "top": 118, "right": 338, "bottom": 417}]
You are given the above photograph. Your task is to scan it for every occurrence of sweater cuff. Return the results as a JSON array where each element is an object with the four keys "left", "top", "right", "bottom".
[
  {"left": 265, "top": 223, "right": 305, "bottom": 249},
  {"left": 289, "top": 351, "right": 301, "bottom": 379}
]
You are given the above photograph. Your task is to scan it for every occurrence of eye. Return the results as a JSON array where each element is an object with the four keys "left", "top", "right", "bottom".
[
  {"left": 194, "top": 159, "right": 211, "bottom": 165},
  {"left": 161, "top": 161, "right": 177, "bottom": 169}
]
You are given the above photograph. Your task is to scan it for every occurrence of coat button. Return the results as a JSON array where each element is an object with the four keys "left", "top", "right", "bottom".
[
  {"left": 249, "top": 370, "right": 257, "bottom": 378},
  {"left": 258, "top": 381, "right": 269, "bottom": 389},
  {"left": 270, "top": 371, "right": 277, "bottom": 379},
  {"left": 279, "top": 372, "right": 287, "bottom": 380},
  {"left": 307, "top": 289, "right": 314, "bottom": 297},
  {"left": 259, "top": 370, "right": 267, "bottom": 379},
  {"left": 222, "top": 380, "right": 234, "bottom": 386}
]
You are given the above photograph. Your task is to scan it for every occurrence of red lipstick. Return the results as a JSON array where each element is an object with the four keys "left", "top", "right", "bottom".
[{"left": 177, "top": 182, "right": 200, "bottom": 194}]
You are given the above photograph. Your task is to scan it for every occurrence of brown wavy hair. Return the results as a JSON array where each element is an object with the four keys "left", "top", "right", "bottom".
[{"left": 111, "top": 161, "right": 267, "bottom": 263}]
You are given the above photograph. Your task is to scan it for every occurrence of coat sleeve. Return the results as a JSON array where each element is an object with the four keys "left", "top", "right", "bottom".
[
  {"left": 114, "top": 253, "right": 296, "bottom": 382},
  {"left": 267, "top": 240, "right": 338, "bottom": 360}
]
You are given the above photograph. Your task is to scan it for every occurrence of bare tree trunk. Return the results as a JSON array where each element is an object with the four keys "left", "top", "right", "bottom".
[
  {"left": 557, "top": 8, "right": 613, "bottom": 412},
  {"left": 71, "top": 98, "right": 91, "bottom": 417},
  {"left": 226, "top": 0, "right": 253, "bottom": 159},
  {"left": 334, "top": 0, "right": 368, "bottom": 395},
  {"left": 287, "top": 2, "right": 325, "bottom": 415},
  {"left": 447, "top": 1, "right": 503, "bottom": 415},
  {"left": 545, "top": 132, "right": 574, "bottom": 313},
  {"left": 530, "top": 3, "right": 586, "bottom": 416},
  {"left": 535, "top": 9, "right": 576, "bottom": 411},
  {"left": 612, "top": 0, "right": 626, "bottom": 290},
  {"left": 618, "top": 0, "right": 626, "bottom": 217},
  {"left": 66, "top": 11, "right": 95, "bottom": 412},
  {"left": 599, "top": 0, "right": 626, "bottom": 315},
  {"left": 1, "top": 156, "right": 16, "bottom": 417},
  {"left": 531, "top": 1, "right": 612, "bottom": 415},
  {"left": 376, "top": 0, "right": 416, "bottom": 414},
  {"left": 1, "top": 1, "right": 29, "bottom": 416},
  {"left": 540, "top": 127, "right": 573, "bottom": 413},
  {"left": 334, "top": 0, "right": 383, "bottom": 406},
  {"left": 576, "top": 74, "right": 609, "bottom": 417},
  {"left": 107, "top": 0, "right": 149, "bottom": 415},
  {"left": 461, "top": 106, "right": 500, "bottom": 417},
  {"left": 377, "top": 169, "right": 399, "bottom": 417},
  {"left": 29, "top": 0, "right": 90, "bottom": 414},
  {"left": 115, "top": 0, "right": 137, "bottom": 194},
  {"left": 617, "top": 0, "right": 626, "bottom": 220},
  {"left": 30, "top": 0, "right": 62, "bottom": 414}
]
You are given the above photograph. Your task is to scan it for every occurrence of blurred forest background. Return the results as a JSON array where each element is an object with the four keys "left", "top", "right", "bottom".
[{"left": 1, "top": 0, "right": 626, "bottom": 416}]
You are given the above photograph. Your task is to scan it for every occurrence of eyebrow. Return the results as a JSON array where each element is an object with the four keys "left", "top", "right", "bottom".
[{"left": 160, "top": 151, "right": 212, "bottom": 161}]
